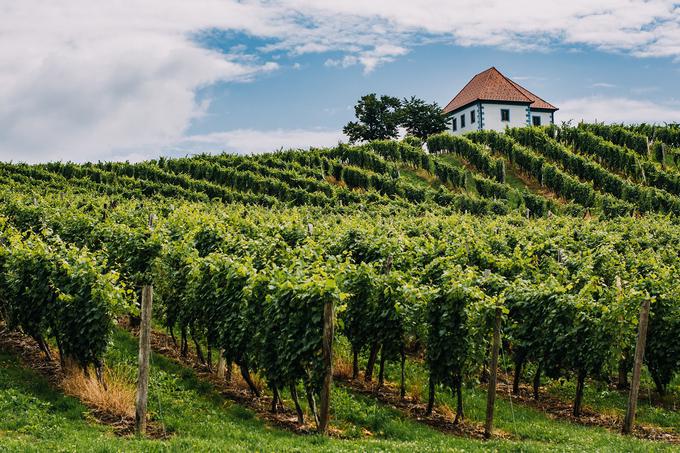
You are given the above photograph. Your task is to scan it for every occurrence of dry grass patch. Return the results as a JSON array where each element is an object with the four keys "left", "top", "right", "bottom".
[
  {"left": 407, "top": 380, "right": 423, "bottom": 404},
  {"left": 62, "top": 364, "right": 135, "bottom": 419},
  {"left": 437, "top": 403, "right": 455, "bottom": 421},
  {"left": 333, "top": 354, "right": 354, "bottom": 380}
]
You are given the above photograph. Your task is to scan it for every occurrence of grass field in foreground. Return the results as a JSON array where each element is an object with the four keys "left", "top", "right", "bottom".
[{"left": 1, "top": 329, "right": 678, "bottom": 452}]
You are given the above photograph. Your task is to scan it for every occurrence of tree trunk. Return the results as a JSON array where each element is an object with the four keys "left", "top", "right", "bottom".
[
  {"left": 240, "top": 364, "right": 260, "bottom": 397},
  {"left": 54, "top": 331, "right": 66, "bottom": 370},
  {"left": 180, "top": 326, "right": 188, "bottom": 358},
  {"left": 305, "top": 386, "right": 319, "bottom": 428},
  {"left": 352, "top": 347, "right": 359, "bottom": 380},
  {"left": 400, "top": 345, "right": 406, "bottom": 400},
  {"left": 169, "top": 327, "right": 177, "bottom": 347},
  {"left": 365, "top": 342, "right": 379, "bottom": 382},
  {"left": 454, "top": 377, "right": 464, "bottom": 424},
  {"left": 513, "top": 357, "right": 524, "bottom": 395},
  {"left": 480, "top": 343, "right": 490, "bottom": 384},
  {"left": 426, "top": 375, "right": 435, "bottom": 416},
  {"left": 271, "top": 385, "right": 279, "bottom": 413},
  {"left": 193, "top": 335, "right": 206, "bottom": 365},
  {"left": 617, "top": 358, "right": 629, "bottom": 390},
  {"left": 290, "top": 384, "right": 304, "bottom": 424},
  {"left": 35, "top": 334, "right": 53, "bottom": 361},
  {"left": 651, "top": 373, "right": 666, "bottom": 397},
  {"left": 573, "top": 369, "right": 587, "bottom": 417},
  {"left": 533, "top": 363, "right": 542, "bottom": 400},
  {"left": 95, "top": 359, "right": 107, "bottom": 391},
  {"left": 377, "top": 345, "right": 386, "bottom": 389},
  {"left": 207, "top": 344, "right": 213, "bottom": 371}
]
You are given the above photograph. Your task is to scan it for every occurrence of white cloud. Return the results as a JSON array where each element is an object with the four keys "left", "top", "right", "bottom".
[
  {"left": 631, "top": 86, "right": 661, "bottom": 95},
  {"left": 325, "top": 44, "right": 408, "bottom": 73},
  {"left": 0, "top": 1, "right": 284, "bottom": 163},
  {"left": 591, "top": 83, "right": 616, "bottom": 88},
  {"left": 279, "top": 0, "right": 680, "bottom": 58},
  {"left": 557, "top": 96, "right": 680, "bottom": 124},
  {"left": 0, "top": 1, "right": 679, "bottom": 162}
]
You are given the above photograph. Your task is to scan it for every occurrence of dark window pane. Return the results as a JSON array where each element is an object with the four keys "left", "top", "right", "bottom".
[
  {"left": 532, "top": 115, "right": 541, "bottom": 126},
  {"left": 471, "top": 110, "right": 476, "bottom": 123},
  {"left": 501, "top": 109, "right": 510, "bottom": 121}
]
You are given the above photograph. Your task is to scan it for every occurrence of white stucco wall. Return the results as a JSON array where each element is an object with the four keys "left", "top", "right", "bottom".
[
  {"left": 529, "top": 110, "right": 554, "bottom": 127},
  {"left": 449, "top": 103, "right": 481, "bottom": 135},
  {"left": 448, "top": 103, "right": 556, "bottom": 134},
  {"left": 480, "top": 103, "right": 529, "bottom": 132}
]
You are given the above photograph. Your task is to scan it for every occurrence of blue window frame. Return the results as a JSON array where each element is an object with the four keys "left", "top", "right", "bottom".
[
  {"left": 460, "top": 114, "right": 466, "bottom": 128},
  {"left": 501, "top": 109, "right": 510, "bottom": 121},
  {"left": 452, "top": 117, "right": 457, "bottom": 131},
  {"left": 471, "top": 110, "right": 476, "bottom": 123}
]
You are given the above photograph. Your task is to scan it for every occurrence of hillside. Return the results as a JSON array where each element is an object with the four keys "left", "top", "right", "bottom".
[{"left": 1, "top": 123, "right": 679, "bottom": 451}]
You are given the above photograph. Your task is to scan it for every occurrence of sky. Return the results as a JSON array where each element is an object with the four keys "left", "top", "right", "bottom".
[{"left": 1, "top": 1, "right": 679, "bottom": 163}]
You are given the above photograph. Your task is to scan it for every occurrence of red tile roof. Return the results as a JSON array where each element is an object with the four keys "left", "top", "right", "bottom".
[{"left": 443, "top": 67, "right": 557, "bottom": 113}]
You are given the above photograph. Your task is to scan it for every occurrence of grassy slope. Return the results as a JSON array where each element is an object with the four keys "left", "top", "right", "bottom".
[
  {"left": 546, "top": 377, "right": 680, "bottom": 434},
  {"left": 1, "top": 330, "right": 678, "bottom": 452}
]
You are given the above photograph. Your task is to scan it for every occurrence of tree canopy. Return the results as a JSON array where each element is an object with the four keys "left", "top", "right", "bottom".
[
  {"left": 343, "top": 94, "right": 402, "bottom": 143},
  {"left": 400, "top": 96, "right": 449, "bottom": 140},
  {"left": 343, "top": 93, "right": 448, "bottom": 143}
]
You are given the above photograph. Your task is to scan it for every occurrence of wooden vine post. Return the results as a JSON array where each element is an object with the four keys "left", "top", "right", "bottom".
[
  {"left": 484, "top": 307, "right": 502, "bottom": 439},
  {"left": 216, "top": 349, "right": 226, "bottom": 379},
  {"left": 318, "top": 297, "right": 334, "bottom": 434},
  {"left": 623, "top": 297, "right": 651, "bottom": 434},
  {"left": 135, "top": 213, "right": 155, "bottom": 436},
  {"left": 135, "top": 284, "right": 153, "bottom": 435}
]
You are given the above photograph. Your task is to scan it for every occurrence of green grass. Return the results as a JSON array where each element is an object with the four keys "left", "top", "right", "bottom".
[
  {"left": 502, "top": 164, "right": 531, "bottom": 191},
  {"left": 398, "top": 166, "right": 440, "bottom": 189},
  {"left": 546, "top": 374, "right": 680, "bottom": 433},
  {"left": 0, "top": 331, "right": 678, "bottom": 452}
]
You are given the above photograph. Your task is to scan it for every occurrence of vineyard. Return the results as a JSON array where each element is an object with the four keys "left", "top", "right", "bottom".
[{"left": 1, "top": 122, "right": 680, "bottom": 451}]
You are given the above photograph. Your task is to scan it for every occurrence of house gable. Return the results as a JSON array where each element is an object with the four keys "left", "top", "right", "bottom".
[{"left": 444, "top": 67, "right": 558, "bottom": 134}]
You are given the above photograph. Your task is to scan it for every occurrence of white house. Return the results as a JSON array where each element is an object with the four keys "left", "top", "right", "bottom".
[{"left": 443, "top": 67, "right": 558, "bottom": 135}]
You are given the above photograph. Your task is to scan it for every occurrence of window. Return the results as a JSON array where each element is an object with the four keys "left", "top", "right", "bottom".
[
  {"left": 471, "top": 110, "right": 476, "bottom": 124},
  {"left": 532, "top": 115, "right": 541, "bottom": 126},
  {"left": 501, "top": 109, "right": 510, "bottom": 122},
  {"left": 460, "top": 114, "right": 466, "bottom": 128},
  {"left": 452, "top": 117, "right": 457, "bottom": 131}
]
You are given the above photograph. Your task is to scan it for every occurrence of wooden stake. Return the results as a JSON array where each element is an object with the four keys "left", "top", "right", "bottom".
[
  {"left": 216, "top": 349, "right": 226, "bottom": 379},
  {"left": 135, "top": 284, "right": 153, "bottom": 436},
  {"left": 484, "top": 307, "right": 502, "bottom": 439},
  {"left": 318, "top": 299, "right": 334, "bottom": 434},
  {"left": 623, "top": 298, "right": 651, "bottom": 434}
]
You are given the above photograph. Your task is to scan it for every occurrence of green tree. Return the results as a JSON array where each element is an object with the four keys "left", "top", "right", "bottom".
[
  {"left": 400, "top": 96, "right": 449, "bottom": 140},
  {"left": 343, "top": 94, "right": 402, "bottom": 143}
]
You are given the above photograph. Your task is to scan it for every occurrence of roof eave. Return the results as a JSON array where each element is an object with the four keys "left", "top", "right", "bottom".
[{"left": 445, "top": 98, "right": 533, "bottom": 115}]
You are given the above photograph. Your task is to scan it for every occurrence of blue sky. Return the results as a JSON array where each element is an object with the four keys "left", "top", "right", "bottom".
[
  {"left": 189, "top": 41, "right": 680, "bottom": 134},
  {"left": 1, "top": 1, "right": 679, "bottom": 162}
]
